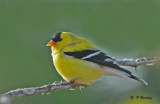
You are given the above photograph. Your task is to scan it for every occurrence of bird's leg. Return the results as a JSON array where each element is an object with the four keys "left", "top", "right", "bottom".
[{"left": 68, "top": 79, "right": 77, "bottom": 90}]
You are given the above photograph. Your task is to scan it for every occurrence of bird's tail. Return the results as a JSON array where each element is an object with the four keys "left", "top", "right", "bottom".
[
  {"left": 100, "top": 67, "right": 148, "bottom": 86},
  {"left": 129, "top": 74, "right": 148, "bottom": 86}
]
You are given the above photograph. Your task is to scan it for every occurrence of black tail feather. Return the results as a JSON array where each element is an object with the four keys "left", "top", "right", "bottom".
[{"left": 129, "top": 74, "right": 148, "bottom": 86}]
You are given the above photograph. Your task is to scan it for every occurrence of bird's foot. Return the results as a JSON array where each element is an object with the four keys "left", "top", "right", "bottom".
[
  {"left": 69, "top": 79, "right": 77, "bottom": 90},
  {"left": 68, "top": 80, "right": 87, "bottom": 91}
]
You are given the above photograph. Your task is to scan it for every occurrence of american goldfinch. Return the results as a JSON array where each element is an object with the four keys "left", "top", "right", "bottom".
[{"left": 47, "top": 32, "right": 148, "bottom": 86}]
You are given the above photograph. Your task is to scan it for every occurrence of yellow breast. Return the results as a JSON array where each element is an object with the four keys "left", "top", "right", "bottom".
[{"left": 52, "top": 52, "right": 103, "bottom": 85}]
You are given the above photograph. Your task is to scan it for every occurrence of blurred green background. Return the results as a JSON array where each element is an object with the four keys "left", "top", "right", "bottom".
[{"left": 0, "top": 0, "right": 160, "bottom": 104}]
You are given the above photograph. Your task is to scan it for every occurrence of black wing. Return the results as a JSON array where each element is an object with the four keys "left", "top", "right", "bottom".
[
  {"left": 64, "top": 49, "right": 148, "bottom": 85},
  {"left": 64, "top": 49, "right": 131, "bottom": 74}
]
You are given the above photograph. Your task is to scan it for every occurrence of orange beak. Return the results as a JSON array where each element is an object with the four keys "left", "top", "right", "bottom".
[{"left": 46, "top": 40, "right": 56, "bottom": 46}]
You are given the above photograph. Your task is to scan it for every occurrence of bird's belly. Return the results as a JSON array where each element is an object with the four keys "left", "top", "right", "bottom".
[{"left": 53, "top": 54, "right": 103, "bottom": 85}]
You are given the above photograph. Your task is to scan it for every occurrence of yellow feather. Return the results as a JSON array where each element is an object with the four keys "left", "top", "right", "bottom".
[{"left": 52, "top": 50, "right": 103, "bottom": 84}]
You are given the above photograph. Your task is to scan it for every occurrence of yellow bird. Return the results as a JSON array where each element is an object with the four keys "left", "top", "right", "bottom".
[{"left": 46, "top": 32, "right": 148, "bottom": 86}]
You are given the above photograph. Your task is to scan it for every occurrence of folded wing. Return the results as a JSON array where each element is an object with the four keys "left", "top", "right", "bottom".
[{"left": 64, "top": 49, "right": 148, "bottom": 85}]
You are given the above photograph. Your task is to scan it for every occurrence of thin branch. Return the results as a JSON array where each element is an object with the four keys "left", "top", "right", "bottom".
[
  {"left": 0, "top": 82, "right": 86, "bottom": 104},
  {"left": 0, "top": 57, "right": 160, "bottom": 104},
  {"left": 117, "top": 57, "right": 160, "bottom": 67}
]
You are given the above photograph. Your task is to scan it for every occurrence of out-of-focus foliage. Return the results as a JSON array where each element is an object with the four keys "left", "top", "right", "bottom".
[{"left": 0, "top": 0, "right": 160, "bottom": 104}]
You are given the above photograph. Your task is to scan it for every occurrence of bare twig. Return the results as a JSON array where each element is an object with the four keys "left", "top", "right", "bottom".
[
  {"left": 0, "top": 82, "right": 86, "bottom": 104},
  {"left": 117, "top": 57, "right": 160, "bottom": 67},
  {"left": 0, "top": 57, "right": 160, "bottom": 104}
]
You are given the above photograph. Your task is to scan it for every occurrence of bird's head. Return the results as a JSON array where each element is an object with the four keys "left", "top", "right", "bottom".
[{"left": 46, "top": 32, "right": 74, "bottom": 50}]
